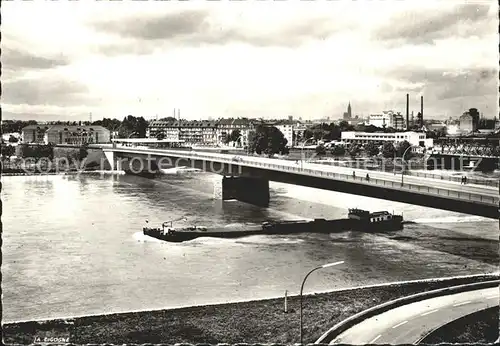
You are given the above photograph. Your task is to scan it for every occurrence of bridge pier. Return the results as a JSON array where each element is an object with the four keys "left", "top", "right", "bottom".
[
  {"left": 222, "top": 176, "right": 270, "bottom": 207},
  {"left": 103, "top": 150, "right": 125, "bottom": 171},
  {"left": 120, "top": 156, "right": 159, "bottom": 177},
  {"left": 103, "top": 150, "right": 115, "bottom": 170}
]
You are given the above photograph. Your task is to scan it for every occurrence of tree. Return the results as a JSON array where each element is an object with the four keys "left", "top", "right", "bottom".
[
  {"left": 396, "top": 140, "right": 412, "bottom": 159},
  {"left": 2, "top": 120, "right": 37, "bottom": 134},
  {"left": 315, "top": 144, "right": 327, "bottom": 157},
  {"left": 248, "top": 125, "right": 288, "bottom": 157},
  {"left": 303, "top": 129, "right": 314, "bottom": 141},
  {"left": 313, "top": 129, "right": 328, "bottom": 141},
  {"left": 78, "top": 144, "right": 88, "bottom": 161},
  {"left": 226, "top": 129, "right": 242, "bottom": 145},
  {"left": 331, "top": 144, "right": 345, "bottom": 157},
  {"left": 339, "top": 121, "right": 354, "bottom": 132},
  {"left": 159, "top": 116, "right": 177, "bottom": 122},
  {"left": 92, "top": 118, "right": 122, "bottom": 133},
  {"left": 381, "top": 142, "right": 395, "bottom": 158},
  {"left": 119, "top": 115, "right": 148, "bottom": 138},
  {"left": 2, "top": 145, "right": 15, "bottom": 159},
  {"left": 8, "top": 135, "right": 19, "bottom": 143},
  {"left": 156, "top": 132, "right": 166, "bottom": 140},
  {"left": 364, "top": 142, "right": 380, "bottom": 157},
  {"left": 365, "top": 125, "right": 380, "bottom": 133},
  {"left": 349, "top": 144, "right": 360, "bottom": 158},
  {"left": 416, "top": 112, "right": 423, "bottom": 127}
]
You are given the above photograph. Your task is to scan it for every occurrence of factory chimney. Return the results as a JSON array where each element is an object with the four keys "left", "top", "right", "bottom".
[
  {"left": 420, "top": 96, "right": 424, "bottom": 127},
  {"left": 406, "top": 94, "right": 409, "bottom": 130}
]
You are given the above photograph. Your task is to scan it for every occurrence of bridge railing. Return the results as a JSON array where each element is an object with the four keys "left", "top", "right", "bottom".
[
  {"left": 111, "top": 147, "right": 499, "bottom": 206},
  {"left": 406, "top": 171, "right": 499, "bottom": 188},
  {"left": 116, "top": 144, "right": 499, "bottom": 188}
]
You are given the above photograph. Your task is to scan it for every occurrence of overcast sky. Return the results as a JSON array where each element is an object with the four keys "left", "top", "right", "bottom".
[{"left": 2, "top": 0, "right": 498, "bottom": 121}]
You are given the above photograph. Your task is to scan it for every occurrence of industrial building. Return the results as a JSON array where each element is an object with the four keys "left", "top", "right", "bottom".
[{"left": 341, "top": 131, "right": 433, "bottom": 148}]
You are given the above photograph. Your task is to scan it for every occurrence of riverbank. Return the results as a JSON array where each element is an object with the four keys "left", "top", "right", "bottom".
[
  {"left": 3, "top": 274, "right": 497, "bottom": 344},
  {"left": 1, "top": 169, "right": 126, "bottom": 176},
  {"left": 420, "top": 306, "right": 499, "bottom": 343}
]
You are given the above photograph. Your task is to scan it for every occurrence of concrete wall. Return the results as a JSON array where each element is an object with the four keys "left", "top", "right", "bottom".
[{"left": 53, "top": 146, "right": 110, "bottom": 169}]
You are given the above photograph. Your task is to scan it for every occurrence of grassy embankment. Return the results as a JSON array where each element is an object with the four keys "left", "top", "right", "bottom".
[
  {"left": 421, "top": 306, "right": 499, "bottom": 344},
  {"left": 3, "top": 274, "right": 497, "bottom": 344}
]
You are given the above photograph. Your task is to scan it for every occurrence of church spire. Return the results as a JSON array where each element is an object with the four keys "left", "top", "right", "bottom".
[{"left": 347, "top": 101, "right": 352, "bottom": 118}]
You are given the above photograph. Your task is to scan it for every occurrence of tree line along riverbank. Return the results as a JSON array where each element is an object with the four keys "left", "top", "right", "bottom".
[{"left": 3, "top": 274, "right": 497, "bottom": 344}]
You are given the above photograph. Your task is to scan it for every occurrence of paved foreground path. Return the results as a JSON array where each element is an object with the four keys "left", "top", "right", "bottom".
[{"left": 330, "top": 287, "right": 499, "bottom": 345}]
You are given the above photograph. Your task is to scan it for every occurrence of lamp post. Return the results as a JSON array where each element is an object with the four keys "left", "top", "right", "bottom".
[
  {"left": 301, "top": 136, "right": 328, "bottom": 169},
  {"left": 299, "top": 260, "right": 344, "bottom": 344},
  {"left": 301, "top": 137, "right": 316, "bottom": 170},
  {"left": 400, "top": 145, "right": 413, "bottom": 186}
]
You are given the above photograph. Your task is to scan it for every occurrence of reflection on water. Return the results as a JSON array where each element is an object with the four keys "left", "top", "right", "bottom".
[{"left": 1, "top": 173, "right": 497, "bottom": 322}]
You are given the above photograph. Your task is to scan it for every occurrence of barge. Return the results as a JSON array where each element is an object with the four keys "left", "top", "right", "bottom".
[{"left": 143, "top": 209, "right": 403, "bottom": 243}]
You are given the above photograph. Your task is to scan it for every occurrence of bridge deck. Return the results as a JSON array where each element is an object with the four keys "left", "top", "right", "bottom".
[{"left": 105, "top": 146, "right": 498, "bottom": 218}]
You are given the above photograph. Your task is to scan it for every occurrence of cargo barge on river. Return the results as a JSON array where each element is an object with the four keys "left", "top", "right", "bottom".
[{"left": 143, "top": 209, "right": 403, "bottom": 243}]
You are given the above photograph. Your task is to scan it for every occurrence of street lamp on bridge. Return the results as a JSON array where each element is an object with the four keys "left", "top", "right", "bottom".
[
  {"left": 299, "top": 260, "right": 344, "bottom": 344},
  {"left": 301, "top": 136, "right": 329, "bottom": 170},
  {"left": 400, "top": 144, "right": 414, "bottom": 186}
]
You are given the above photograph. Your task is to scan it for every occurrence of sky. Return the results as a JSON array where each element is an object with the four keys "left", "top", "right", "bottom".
[{"left": 2, "top": 0, "right": 499, "bottom": 121}]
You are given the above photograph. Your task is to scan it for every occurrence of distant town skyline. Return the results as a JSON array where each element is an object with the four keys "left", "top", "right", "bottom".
[{"left": 2, "top": 1, "right": 498, "bottom": 122}]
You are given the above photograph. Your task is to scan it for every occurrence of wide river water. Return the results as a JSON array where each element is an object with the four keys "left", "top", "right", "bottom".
[{"left": 2, "top": 171, "right": 498, "bottom": 322}]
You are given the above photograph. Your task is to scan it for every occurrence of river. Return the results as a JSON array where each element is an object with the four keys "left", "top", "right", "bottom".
[{"left": 1, "top": 171, "right": 497, "bottom": 323}]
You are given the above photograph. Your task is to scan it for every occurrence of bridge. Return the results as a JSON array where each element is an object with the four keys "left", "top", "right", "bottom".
[
  {"left": 426, "top": 152, "right": 498, "bottom": 171},
  {"left": 102, "top": 146, "right": 498, "bottom": 219}
]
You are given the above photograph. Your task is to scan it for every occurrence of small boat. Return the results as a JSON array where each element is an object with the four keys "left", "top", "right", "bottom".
[{"left": 348, "top": 208, "right": 403, "bottom": 231}]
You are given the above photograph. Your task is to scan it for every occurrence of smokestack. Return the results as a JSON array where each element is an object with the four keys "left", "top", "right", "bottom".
[
  {"left": 178, "top": 109, "right": 180, "bottom": 120},
  {"left": 420, "top": 96, "right": 424, "bottom": 126},
  {"left": 406, "top": 94, "right": 409, "bottom": 130},
  {"left": 173, "top": 108, "right": 176, "bottom": 118}
]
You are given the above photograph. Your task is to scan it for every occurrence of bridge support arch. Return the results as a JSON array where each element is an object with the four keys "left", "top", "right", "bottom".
[{"left": 222, "top": 176, "right": 270, "bottom": 207}]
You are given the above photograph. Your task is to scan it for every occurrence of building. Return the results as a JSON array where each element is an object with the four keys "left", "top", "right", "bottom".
[
  {"left": 216, "top": 118, "right": 235, "bottom": 145},
  {"left": 292, "top": 123, "right": 308, "bottom": 147},
  {"left": 369, "top": 111, "right": 405, "bottom": 129},
  {"left": 146, "top": 118, "right": 255, "bottom": 147},
  {"left": 341, "top": 131, "right": 433, "bottom": 148},
  {"left": 22, "top": 125, "right": 110, "bottom": 145},
  {"left": 392, "top": 113, "right": 405, "bottom": 130},
  {"left": 259, "top": 119, "right": 303, "bottom": 147},
  {"left": 230, "top": 118, "right": 254, "bottom": 148},
  {"left": 44, "top": 125, "right": 110, "bottom": 145},
  {"left": 214, "top": 118, "right": 255, "bottom": 147},
  {"left": 369, "top": 112, "right": 393, "bottom": 128},
  {"left": 146, "top": 120, "right": 181, "bottom": 141},
  {"left": 273, "top": 120, "right": 294, "bottom": 147},
  {"left": 21, "top": 125, "right": 51, "bottom": 143},
  {"left": 343, "top": 102, "right": 352, "bottom": 120},
  {"left": 459, "top": 112, "right": 477, "bottom": 133}
]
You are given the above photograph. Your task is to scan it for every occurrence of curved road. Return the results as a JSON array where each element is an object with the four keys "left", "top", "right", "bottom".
[{"left": 329, "top": 287, "right": 499, "bottom": 345}]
